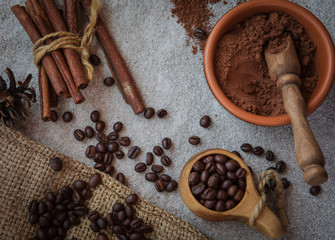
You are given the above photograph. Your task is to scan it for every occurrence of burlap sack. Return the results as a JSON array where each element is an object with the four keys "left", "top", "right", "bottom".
[{"left": 0, "top": 123, "right": 209, "bottom": 240}]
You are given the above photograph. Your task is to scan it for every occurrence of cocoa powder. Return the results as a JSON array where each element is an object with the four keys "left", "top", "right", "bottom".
[{"left": 215, "top": 12, "right": 317, "bottom": 116}]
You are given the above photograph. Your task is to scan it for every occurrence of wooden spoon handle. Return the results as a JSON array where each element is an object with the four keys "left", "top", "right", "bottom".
[{"left": 279, "top": 74, "right": 328, "bottom": 185}]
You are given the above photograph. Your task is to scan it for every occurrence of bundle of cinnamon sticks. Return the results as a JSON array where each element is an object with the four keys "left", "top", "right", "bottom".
[{"left": 12, "top": 0, "right": 145, "bottom": 121}]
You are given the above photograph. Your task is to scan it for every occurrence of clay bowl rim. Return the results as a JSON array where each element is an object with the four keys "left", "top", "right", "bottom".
[
  {"left": 203, "top": 0, "right": 335, "bottom": 127},
  {"left": 179, "top": 148, "right": 256, "bottom": 221}
]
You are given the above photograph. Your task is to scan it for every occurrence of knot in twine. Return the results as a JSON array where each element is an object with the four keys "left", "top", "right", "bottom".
[
  {"left": 249, "top": 169, "right": 288, "bottom": 226},
  {"left": 32, "top": 0, "right": 101, "bottom": 81}
]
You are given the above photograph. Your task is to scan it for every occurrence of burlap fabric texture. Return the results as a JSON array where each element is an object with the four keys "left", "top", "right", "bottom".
[{"left": 0, "top": 123, "right": 209, "bottom": 240}]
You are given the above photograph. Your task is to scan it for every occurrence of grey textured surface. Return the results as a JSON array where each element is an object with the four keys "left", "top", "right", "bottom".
[{"left": 1, "top": 0, "right": 334, "bottom": 239}]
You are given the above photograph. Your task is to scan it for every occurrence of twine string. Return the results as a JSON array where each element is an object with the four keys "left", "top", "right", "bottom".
[
  {"left": 249, "top": 169, "right": 288, "bottom": 226},
  {"left": 32, "top": 0, "right": 101, "bottom": 81}
]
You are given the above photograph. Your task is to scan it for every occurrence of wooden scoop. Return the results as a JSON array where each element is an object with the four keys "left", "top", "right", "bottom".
[
  {"left": 179, "top": 149, "right": 286, "bottom": 239},
  {"left": 265, "top": 34, "right": 328, "bottom": 185}
]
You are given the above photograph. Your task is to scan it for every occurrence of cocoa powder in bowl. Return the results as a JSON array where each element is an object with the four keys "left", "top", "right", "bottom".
[{"left": 214, "top": 12, "right": 317, "bottom": 116}]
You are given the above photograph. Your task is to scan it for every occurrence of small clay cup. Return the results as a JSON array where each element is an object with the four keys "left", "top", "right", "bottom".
[
  {"left": 204, "top": 0, "right": 335, "bottom": 126},
  {"left": 179, "top": 149, "right": 285, "bottom": 239}
]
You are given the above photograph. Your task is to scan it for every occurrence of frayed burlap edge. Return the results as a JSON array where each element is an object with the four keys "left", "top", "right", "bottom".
[{"left": 0, "top": 123, "right": 209, "bottom": 240}]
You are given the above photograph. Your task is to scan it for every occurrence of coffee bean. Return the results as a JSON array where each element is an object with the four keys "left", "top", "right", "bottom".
[
  {"left": 234, "top": 189, "right": 244, "bottom": 202},
  {"left": 194, "top": 28, "right": 207, "bottom": 39},
  {"left": 221, "top": 179, "right": 233, "bottom": 190},
  {"left": 90, "top": 221, "right": 101, "bottom": 232},
  {"left": 94, "top": 162, "right": 105, "bottom": 171},
  {"left": 117, "top": 210, "right": 126, "bottom": 222},
  {"left": 49, "top": 157, "right": 62, "bottom": 171},
  {"left": 38, "top": 216, "right": 50, "bottom": 228},
  {"left": 97, "top": 218, "right": 107, "bottom": 229},
  {"left": 29, "top": 214, "right": 38, "bottom": 224},
  {"left": 151, "top": 164, "right": 164, "bottom": 173},
  {"left": 145, "top": 172, "right": 158, "bottom": 182},
  {"left": 64, "top": 217, "right": 74, "bottom": 228},
  {"left": 214, "top": 154, "right": 228, "bottom": 164},
  {"left": 93, "top": 153, "right": 103, "bottom": 163},
  {"left": 216, "top": 163, "right": 226, "bottom": 175},
  {"left": 96, "top": 132, "right": 109, "bottom": 143},
  {"left": 238, "top": 178, "right": 246, "bottom": 190},
  {"left": 144, "top": 107, "right": 155, "bottom": 119},
  {"left": 95, "top": 121, "right": 105, "bottom": 132},
  {"left": 82, "top": 188, "right": 92, "bottom": 200},
  {"left": 127, "top": 146, "right": 141, "bottom": 159},
  {"left": 55, "top": 194, "right": 63, "bottom": 204},
  {"left": 203, "top": 188, "right": 217, "bottom": 200},
  {"left": 89, "top": 54, "right": 101, "bottom": 66},
  {"left": 90, "top": 110, "right": 100, "bottom": 122},
  {"left": 103, "top": 153, "right": 113, "bottom": 165},
  {"left": 112, "top": 203, "right": 124, "bottom": 213},
  {"left": 129, "top": 232, "right": 144, "bottom": 240},
  {"left": 200, "top": 170, "right": 210, "bottom": 182},
  {"left": 310, "top": 185, "right": 321, "bottom": 196},
  {"left": 191, "top": 182, "right": 206, "bottom": 195},
  {"left": 166, "top": 180, "right": 178, "bottom": 192},
  {"left": 107, "top": 142, "right": 119, "bottom": 153},
  {"left": 226, "top": 171, "right": 237, "bottom": 181},
  {"left": 103, "top": 77, "right": 114, "bottom": 86},
  {"left": 253, "top": 146, "right": 264, "bottom": 155},
  {"left": 74, "top": 129, "right": 85, "bottom": 141},
  {"left": 130, "top": 218, "right": 142, "bottom": 229},
  {"left": 240, "top": 143, "right": 252, "bottom": 152},
  {"left": 162, "top": 137, "right": 172, "bottom": 150},
  {"left": 119, "top": 137, "right": 131, "bottom": 147},
  {"left": 156, "top": 109, "right": 167, "bottom": 118},
  {"left": 62, "top": 111, "right": 73, "bottom": 122},
  {"left": 215, "top": 200, "right": 225, "bottom": 212},
  {"left": 203, "top": 199, "right": 217, "bottom": 209},
  {"left": 281, "top": 178, "right": 290, "bottom": 189},
  {"left": 200, "top": 115, "right": 211, "bottom": 128},
  {"left": 84, "top": 126, "right": 95, "bottom": 138},
  {"left": 97, "top": 233, "right": 108, "bottom": 240},
  {"left": 89, "top": 173, "right": 102, "bottom": 188},
  {"left": 160, "top": 174, "right": 171, "bottom": 182},
  {"left": 146, "top": 152, "right": 154, "bottom": 165},
  {"left": 225, "top": 200, "right": 235, "bottom": 210},
  {"left": 236, "top": 168, "right": 247, "bottom": 178},
  {"left": 153, "top": 146, "right": 163, "bottom": 156},
  {"left": 108, "top": 132, "right": 119, "bottom": 141},
  {"left": 61, "top": 186, "right": 73, "bottom": 197},
  {"left": 205, "top": 161, "right": 216, "bottom": 173},
  {"left": 189, "top": 172, "right": 200, "bottom": 185},
  {"left": 225, "top": 159, "right": 239, "bottom": 171},
  {"left": 115, "top": 150, "right": 125, "bottom": 159},
  {"left": 29, "top": 200, "right": 38, "bottom": 214},
  {"left": 96, "top": 142, "right": 107, "bottom": 153},
  {"left": 50, "top": 110, "right": 58, "bottom": 122},
  {"left": 155, "top": 179, "right": 165, "bottom": 192},
  {"left": 136, "top": 224, "right": 153, "bottom": 233},
  {"left": 135, "top": 162, "right": 147, "bottom": 172},
  {"left": 74, "top": 206, "right": 88, "bottom": 216},
  {"left": 276, "top": 161, "right": 286, "bottom": 173},
  {"left": 161, "top": 156, "right": 171, "bottom": 166},
  {"left": 104, "top": 165, "right": 115, "bottom": 175},
  {"left": 37, "top": 228, "right": 48, "bottom": 240},
  {"left": 106, "top": 213, "right": 116, "bottom": 226},
  {"left": 112, "top": 225, "right": 124, "bottom": 234},
  {"left": 46, "top": 192, "right": 55, "bottom": 202},
  {"left": 193, "top": 161, "right": 204, "bottom": 172},
  {"left": 73, "top": 180, "right": 87, "bottom": 190},
  {"left": 202, "top": 155, "right": 214, "bottom": 164},
  {"left": 188, "top": 136, "right": 200, "bottom": 145},
  {"left": 88, "top": 211, "right": 100, "bottom": 222},
  {"left": 207, "top": 173, "right": 220, "bottom": 188},
  {"left": 265, "top": 150, "right": 275, "bottom": 161},
  {"left": 217, "top": 189, "right": 228, "bottom": 200},
  {"left": 126, "top": 193, "right": 138, "bottom": 205},
  {"left": 113, "top": 122, "right": 123, "bottom": 132},
  {"left": 231, "top": 151, "right": 241, "bottom": 158},
  {"left": 115, "top": 173, "right": 126, "bottom": 184}
]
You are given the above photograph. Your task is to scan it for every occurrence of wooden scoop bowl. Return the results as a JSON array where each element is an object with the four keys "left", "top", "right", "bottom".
[
  {"left": 265, "top": 34, "right": 328, "bottom": 186},
  {"left": 179, "top": 149, "right": 286, "bottom": 239}
]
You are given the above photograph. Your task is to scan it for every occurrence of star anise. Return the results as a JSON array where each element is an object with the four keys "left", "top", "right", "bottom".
[{"left": 0, "top": 68, "right": 36, "bottom": 128}]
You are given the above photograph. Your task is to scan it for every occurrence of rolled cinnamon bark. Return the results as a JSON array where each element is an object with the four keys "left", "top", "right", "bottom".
[
  {"left": 11, "top": 5, "right": 69, "bottom": 97},
  {"left": 49, "top": 83, "right": 58, "bottom": 108},
  {"left": 34, "top": 15, "right": 85, "bottom": 104},
  {"left": 38, "top": 66, "right": 51, "bottom": 121},
  {"left": 25, "top": 0, "right": 53, "bottom": 30},
  {"left": 63, "top": 0, "right": 78, "bottom": 34},
  {"left": 80, "top": 0, "right": 145, "bottom": 114},
  {"left": 41, "top": 0, "right": 88, "bottom": 89}
]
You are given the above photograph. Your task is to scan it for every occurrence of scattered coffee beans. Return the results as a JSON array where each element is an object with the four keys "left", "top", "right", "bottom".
[
  {"left": 113, "top": 121, "right": 123, "bottom": 132},
  {"left": 62, "top": 111, "right": 73, "bottom": 122},
  {"left": 155, "top": 179, "right": 165, "bottom": 192},
  {"left": 265, "top": 150, "right": 275, "bottom": 161},
  {"left": 281, "top": 178, "right": 290, "bottom": 189},
  {"left": 240, "top": 143, "right": 252, "bottom": 152},
  {"left": 275, "top": 160, "right": 286, "bottom": 173},
  {"left": 189, "top": 136, "right": 200, "bottom": 145},
  {"left": 200, "top": 115, "right": 211, "bottom": 128},
  {"left": 115, "top": 173, "right": 126, "bottom": 185},
  {"left": 89, "top": 54, "right": 101, "bottom": 66},
  {"left": 49, "top": 157, "right": 62, "bottom": 171},
  {"left": 253, "top": 146, "right": 264, "bottom": 156},
  {"left": 95, "top": 121, "right": 105, "bottom": 132},
  {"left": 74, "top": 129, "right": 85, "bottom": 141},
  {"left": 310, "top": 185, "right": 321, "bottom": 196},
  {"left": 190, "top": 154, "right": 246, "bottom": 211},
  {"left": 127, "top": 146, "right": 141, "bottom": 159},
  {"left": 153, "top": 146, "right": 163, "bottom": 156},
  {"left": 115, "top": 150, "right": 125, "bottom": 159},
  {"left": 103, "top": 77, "right": 115, "bottom": 86},
  {"left": 160, "top": 174, "right": 171, "bottom": 182},
  {"left": 90, "top": 110, "right": 100, "bottom": 122},
  {"left": 166, "top": 180, "right": 178, "bottom": 192},
  {"left": 231, "top": 151, "right": 241, "bottom": 158},
  {"left": 161, "top": 156, "right": 171, "bottom": 166},
  {"left": 151, "top": 165, "right": 164, "bottom": 173},
  {"left": 50, "top": 110, "right": 58, "bottom": 122},
  {"left": 146, "top": 152, "right": 154, "bottom": 165},
  {"left": 144, "top": 107, "right": 155, "bottom": 119},
  {"left": 89, "top": 173, "right": 102, "bottom": 188},
  {"left": 162, "top": 137, "right": 172, "bottom": 150},
  {"left": 119, "top": 136, "right": 131, "bottom": 147},
  {"left": 156, "top": 109, "right": 167, "bottom": 118},
  {"left": 194, "top": 28, "right": 207, "bottom": 39},
  {"left": 85, "top": 126, "right": 95, "bottom": 138},
  {"left": 145, "top": 172, "right": 158, "bottom": 182},
  {"left": 126, "top": 194, "right": 138, "bottom": 205},
  {"left": 135, "top": 163, "right": 147, "bottom": 173}
]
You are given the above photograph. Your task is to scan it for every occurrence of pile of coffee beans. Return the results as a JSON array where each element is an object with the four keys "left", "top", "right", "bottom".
[
  {"left": 189, "top": 154, "right": 247, "bottom": 211},
  {"left": 27, "top": 173, "right": 102, "bottom": 240},
  {"left": 88, "top": 193, "right": 153, "bottom": 239}
]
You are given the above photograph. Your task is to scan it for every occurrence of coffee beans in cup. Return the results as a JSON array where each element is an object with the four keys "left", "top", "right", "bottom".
[{"left": 189, "top": 154, "right": 247, "bottom": 211}]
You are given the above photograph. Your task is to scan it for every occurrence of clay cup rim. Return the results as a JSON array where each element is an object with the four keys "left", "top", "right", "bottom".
[{"left": 204, "top": 0, "right": 335, "bottom": 126}]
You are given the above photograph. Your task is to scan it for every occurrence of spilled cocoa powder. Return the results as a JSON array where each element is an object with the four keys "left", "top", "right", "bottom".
[{"left": 215, "top": 12, "right": 317, "bottom": 116}]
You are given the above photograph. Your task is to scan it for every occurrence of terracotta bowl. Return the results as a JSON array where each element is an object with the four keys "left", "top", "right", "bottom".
[{"left": 204, "top": 0, "right": 335, "bottom": 126}]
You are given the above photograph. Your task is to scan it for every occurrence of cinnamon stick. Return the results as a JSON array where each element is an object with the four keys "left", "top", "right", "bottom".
[
  {"left": 80, "top": 0, "right": 145, "bottom": 114},
  {"left": 38, "top": 66, "right": 51, "bottom": 121},
  {"left": 41, "top": 0, "right": 88, "bottom": 89},
  {"left": 33, "top": 15, "right": 85, "bottom": 104},
  {"left": 63, "top": 0, "right": 78, "bottom": 34},
  {"left": 49, "top": 83, "right": 58, "bottom": 108},
  {"left": 25, "top": 0, "right": 53, "bottom": 30},
  {"left": 11, "top": 5, "right": 69, "bottom": 97}
]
